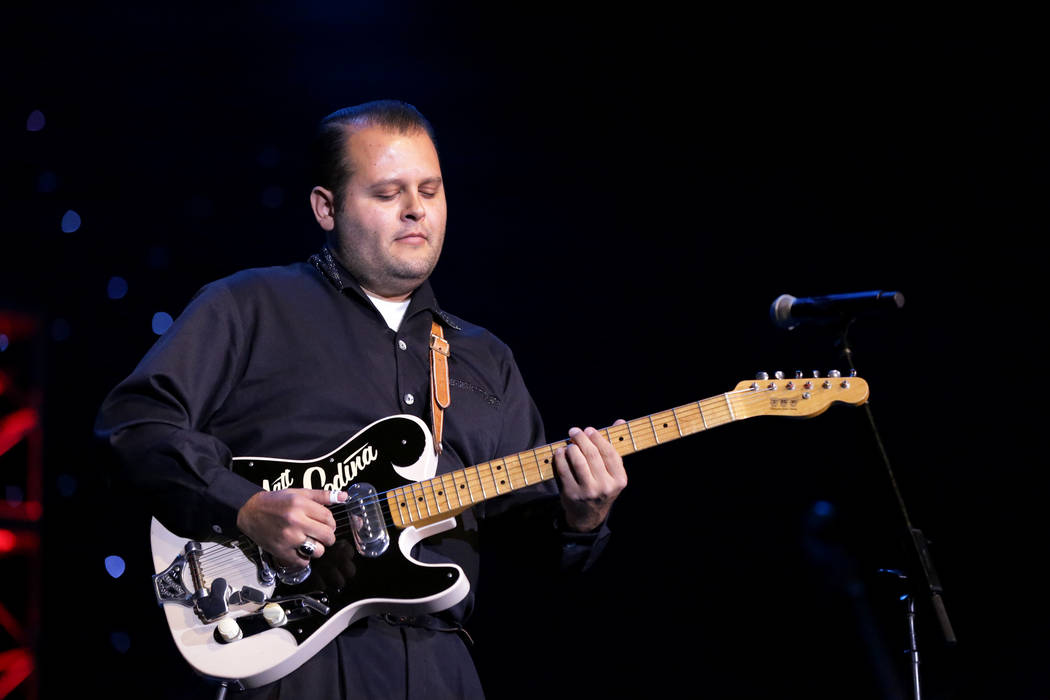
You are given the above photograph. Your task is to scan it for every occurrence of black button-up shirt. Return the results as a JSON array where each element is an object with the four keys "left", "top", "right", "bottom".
[{"left": 96, "top": 252, "right": 607, "bottom": 624}]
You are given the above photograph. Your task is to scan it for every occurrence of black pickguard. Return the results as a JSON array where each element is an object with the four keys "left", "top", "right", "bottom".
[{"left": 230, "top": 415, "right": 462, "bottom": 644}]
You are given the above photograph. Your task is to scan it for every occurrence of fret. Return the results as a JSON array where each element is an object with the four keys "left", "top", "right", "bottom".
[
  {"left": 412, "top": 483, "right": 426, "bottom": 519},
  {"left": 425, "top": 477, "right": 442, "bottom": 516},
  {"left": 396, "top": 486, "right": 411, "bottom": 524},
  {"left": 462, "top": 470, "right": 476, "bottom": 504},
  {"left": 475, "top": 466, "right": 487, "bottom": 500},
  {"left": 419, "top": 478, "right": 436, "bottom": 518},
  {"left": 438, "top": 473, "right": 454, "bottom": 511},
  {"left": 648, "top": 414, "right": 660, "bottom": 444},
  {"left": 698, "top": 400, "right": 709, "bottom": 430},
  {"left": 487, "top": 461, "right": 501, "bottom": 495},
  {"left": 607, "top": 423, "right": 629, "bottom": 456},
  {"left": 516, "top": 452, "right": 529, "bottom": 485},
  {"left": 671, "top": 407, "right": 683, "bottom": 437},
  {"left": 723, "top": 392, "right": 735, "bottom": 422},
  {"left": 649, "top": 410, "right": 675, "bottom": 445},
  {"left": 500, "top": 458, "right": 514, "bottom": 490},
  {"left": 626, "top": 421, "right": 638, "bottom": 452},
  {"left": 452, "top": 472, "right": 464, "bottom": 507},
  {"left": 529, "top": 448, "right": 542, "bottom": 482},
  {"left": 492, "top": 458, "right": 510, "bottom": 491},
  {"left": 533, "top": 446, "right": 555, "bottom": 481}
]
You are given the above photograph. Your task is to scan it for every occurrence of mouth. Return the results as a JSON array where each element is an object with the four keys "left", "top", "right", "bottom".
[{"left": 395, "top": 231, "right": 428, "bottom": 245}]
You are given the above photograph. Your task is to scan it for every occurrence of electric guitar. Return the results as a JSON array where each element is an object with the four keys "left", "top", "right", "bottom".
[{"left": 151, "top": 373, "right": 869, "bottom": 688}]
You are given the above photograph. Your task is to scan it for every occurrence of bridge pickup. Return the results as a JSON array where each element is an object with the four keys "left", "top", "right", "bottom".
[{"left": 195, "top": 577, "right": 232, "bottom": 623}]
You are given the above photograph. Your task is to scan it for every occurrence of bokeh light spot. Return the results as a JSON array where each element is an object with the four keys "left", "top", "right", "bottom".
[
  {"left": 110, "top": 631, "right": 131, "bottom": 653},
  {"left": 105, "top": 555, "right": 126, "bottom": 578},
  {"left": 61, "top": 210, "right": 81, "bottom": 233},
  {"left": 152, "top": 312, "right": 173, "bottom": 335},
  {"left": 107, "top": 276, "right": 129, "bottom": 300},
  {"left": 26, "top": 110, "right": 46, "bottom": 131}
]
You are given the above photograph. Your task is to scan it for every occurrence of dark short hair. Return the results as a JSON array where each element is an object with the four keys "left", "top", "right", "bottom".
[{"left": 311, "top": 100, "right": 437, "bottom": 209}]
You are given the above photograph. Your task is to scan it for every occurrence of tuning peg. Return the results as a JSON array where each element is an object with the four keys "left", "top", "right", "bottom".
[
  {"left": 812, "top": 370, "right": 821, "bottom": 378},
  {"left": 795, "top": 370, "right": 804, "bottom": 379},
  {"left": 756, "top": 371, "right": 769, "bottom": 380},
  {"left": 774, "top": 371, "right": 785, "bottom": 380},
  {"left": 828, "top": 369, "right": 842, "bottom": 378}
]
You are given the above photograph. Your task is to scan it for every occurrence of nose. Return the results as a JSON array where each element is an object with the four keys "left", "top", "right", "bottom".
[{"left": 401, "top": 190, "right": 425, "bottom": 223}]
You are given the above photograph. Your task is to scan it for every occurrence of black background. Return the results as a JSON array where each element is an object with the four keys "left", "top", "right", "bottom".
[{"left": 3, "top": 5, "right": 1045, "bottom": 698}]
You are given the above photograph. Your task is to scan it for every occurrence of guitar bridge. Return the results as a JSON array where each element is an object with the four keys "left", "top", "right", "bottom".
[{"left": 152, "top": 552, "right": 193, "bottom": 607}]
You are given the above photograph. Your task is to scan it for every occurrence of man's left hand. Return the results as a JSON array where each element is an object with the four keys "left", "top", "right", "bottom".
[{"left": 554, "top": 420, "right": 628, "bottom": 532}]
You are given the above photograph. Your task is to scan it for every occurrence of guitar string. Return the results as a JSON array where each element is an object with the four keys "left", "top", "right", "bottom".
[{"left": 193, "top": 384, "right": 842, "bottom": 575}]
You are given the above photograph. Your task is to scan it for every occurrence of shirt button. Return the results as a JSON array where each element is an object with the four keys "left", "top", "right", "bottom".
[
  {"left": 404, "top": 393, "right": 415, "bottom": 405},
  {"left": 397, "top": 339, "right": 407, "bottom": 351}
]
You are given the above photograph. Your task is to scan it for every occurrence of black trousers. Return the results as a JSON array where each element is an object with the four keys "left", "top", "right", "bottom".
[{"left": 236, "top": 616, "right": 484, "bottom": 699}]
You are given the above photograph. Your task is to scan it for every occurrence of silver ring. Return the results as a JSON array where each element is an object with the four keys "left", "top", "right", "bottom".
[{"left": 296, "top": 536, "right": 317, "bottom": 559}]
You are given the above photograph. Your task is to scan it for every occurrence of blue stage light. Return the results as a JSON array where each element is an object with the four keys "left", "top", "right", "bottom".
[
  {"left": 37, "top": 171, "right": 58, "bottom": 193},
  {"left": 152, "top": 311, "right": 173, "bottom": 335},
  {"left": 107, "top": 276, "right": 129, "bottom": 300},
  {"left": 26, "top": 110, "right": 45, "bottom": 132},
  {"left": 110, "top": 631, "right": 131, "bottom": 653},
  {"left": 57, "top": 474, "right": 77, "bottom": 497},
  {"left": 61, "top": 210, "right": 81, "bottom": 233},
  {"left": 105, "top": 555, "right": 126, "bottom": 578},
  {"left": 812, "top": 500, "right": 834, "bottom": 517},
  {"left": 50, "top": 318, "right": 71, "bottom": 341}
]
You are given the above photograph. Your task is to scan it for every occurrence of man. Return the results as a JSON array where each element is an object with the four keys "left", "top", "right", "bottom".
[{"left": 96, "top": 100, "right": 626, "bottom": 697}]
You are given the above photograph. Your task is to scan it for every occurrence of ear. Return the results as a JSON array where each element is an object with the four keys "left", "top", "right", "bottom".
[{"left": 310, "top": 186, "right": 336, "bottom": 232}]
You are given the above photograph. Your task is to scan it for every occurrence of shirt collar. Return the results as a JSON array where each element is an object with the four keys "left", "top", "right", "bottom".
[{"left": 308, "top": 245, "right": 460, "bottom": 331}]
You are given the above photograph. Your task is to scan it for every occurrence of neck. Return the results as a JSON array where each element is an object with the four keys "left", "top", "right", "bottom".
[
  {"left": 363, "top": 286, "right": 413, "bottom": 303},
  {"left": 324, "top": 245, "right": 424, "bottom": 301}
]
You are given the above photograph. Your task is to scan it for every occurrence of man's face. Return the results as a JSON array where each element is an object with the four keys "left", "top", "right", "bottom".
[{"left": 327, "top": 126, "right": 447, "bottom": 300}]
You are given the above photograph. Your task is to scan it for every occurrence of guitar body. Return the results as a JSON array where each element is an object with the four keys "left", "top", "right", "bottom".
[{"left": 150, "top": 414, "right": 470, "bottom": 689}]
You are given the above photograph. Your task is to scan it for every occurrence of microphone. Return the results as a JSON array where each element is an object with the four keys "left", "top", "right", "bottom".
[{"left": 770, "top": 290, "right": 905, "bottom": 329}]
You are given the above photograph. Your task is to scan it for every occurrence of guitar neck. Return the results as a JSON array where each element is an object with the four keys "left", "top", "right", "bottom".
[{"left": 386, "top": 390, "right": 746, "bottom": 529}]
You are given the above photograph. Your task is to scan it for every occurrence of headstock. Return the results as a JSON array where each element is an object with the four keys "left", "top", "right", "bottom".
[{"left": 731, "top": 370, "right": 869, "bottom": 419}]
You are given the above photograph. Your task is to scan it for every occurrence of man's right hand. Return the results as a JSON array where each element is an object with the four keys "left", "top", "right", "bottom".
[{"left": 235, "top": 488, "right": 347, "bottom": 567}]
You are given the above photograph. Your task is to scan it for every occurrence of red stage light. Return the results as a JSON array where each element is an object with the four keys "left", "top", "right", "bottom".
[{"left": 0, "top": 408, "right": 39, "bottom": 458}]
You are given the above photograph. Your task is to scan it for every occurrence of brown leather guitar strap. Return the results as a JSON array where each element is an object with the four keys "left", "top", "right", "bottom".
[{"left": 429, "top": 321, "right": 451, "bottom": 454}]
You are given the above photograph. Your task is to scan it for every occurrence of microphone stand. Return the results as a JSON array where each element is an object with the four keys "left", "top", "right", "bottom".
[{"left": 835, "top": 318, "right": 956, "bottom": 700}]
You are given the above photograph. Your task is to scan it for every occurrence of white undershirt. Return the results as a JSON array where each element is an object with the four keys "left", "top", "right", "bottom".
[{"left": 367, "top": 294, "right": 411, "bottom": 331}]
